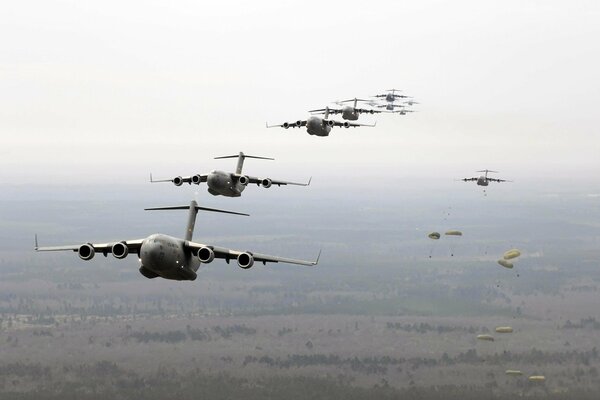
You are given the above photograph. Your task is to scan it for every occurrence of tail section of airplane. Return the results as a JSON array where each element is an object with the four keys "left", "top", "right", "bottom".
[{"left": 145, "top": 201, "right": 248, "bottom": 241}]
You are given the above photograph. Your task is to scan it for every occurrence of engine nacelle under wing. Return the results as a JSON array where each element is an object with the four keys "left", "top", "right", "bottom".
[
  {"left": 191, "top": 174, "right": 202, "bottom": 184},
  {"left": 237, "top": 252, "right": 254, "bottom": 269},
  {"left": 173, "top": 176, "right": 184, "bottom": 186},
  {"left": 261, "top": 178, "right": 272, "bottom": 188},
  {"left": 238, "top": 175, "right": 249, "bottom": 186},
  {"left": 78, "top": 244, "right": 95, "bottom": 260},
  {"left": 112, "top": 242, "right": 129, "bottom": 259},
  {"left": 197, "top": 247, "right": 215, "bottom": 263}
]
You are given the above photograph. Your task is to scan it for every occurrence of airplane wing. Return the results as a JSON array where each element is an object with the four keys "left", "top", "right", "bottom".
[
  {"left": 246, "top": 176, "right": 311, "bottom": 186},
  {"left": 461, "top": 178, "right": 478, "bottom": 181},
  {"left": 34, "top": 235, "right": 144, "bottom": 255},
  {"left": 266, "top": 121, "right": 307, "bottom": 128},
  {"left": 488, "top": 178, "right": 510, "bottom": 183},
  {"left": 331, "top": 120, "right": 377, "bottom": 128},
  {"left": 186, "top": 242, "right": 320, "bottom": 267},
  {"left": 356, "top": 108, "right": 382, "bottom": 114},
  {"left": 150, "top": 173, "right": 208, "bottom": 185}
]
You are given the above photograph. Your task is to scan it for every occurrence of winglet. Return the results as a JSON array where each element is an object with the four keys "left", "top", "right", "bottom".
[
  {"left": 307, "top": 176, "right": 312, "bottom": 186},
  {"left": 313, "top": 249, "right": 322, "bottom": 265},
  {"left": 34, "top": 234, "right": 39, "bottom": 250}
]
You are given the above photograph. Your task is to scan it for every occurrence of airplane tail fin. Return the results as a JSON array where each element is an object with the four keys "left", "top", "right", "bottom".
[
  {"left": 145, "top": 201, "right": 248, "bottom": 241},
  {"left": 214, "top": 152, "right": 274, "bottom": 174}
]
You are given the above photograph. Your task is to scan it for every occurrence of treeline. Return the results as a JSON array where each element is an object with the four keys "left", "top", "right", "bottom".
[
  {"left": 385, "top": 322, "right": 482, "bottom": 334},
  {"left": 563, "top": 317, "right": 600, "bottom": 330},
  {"left": 0, "top": 370, "right": 599, "bottom": 400},
  {"left": 242, "top": 348, "right": 600, "bottom": 374},
  {"left": 126, "top": 324, "right": 256, "bottom": 343}
]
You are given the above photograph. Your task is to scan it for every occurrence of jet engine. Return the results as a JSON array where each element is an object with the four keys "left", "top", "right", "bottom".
[
  {"left": 173, "top": 176, "right": 184, "bottom": 186},
  {"left": 191, "top": 174, "right": 202, "bottom": 184},
  {"left": 111, "top": 242, "right": 129, "bottom": 259},
  {"left": 295, "top": 120, "right": 303, "bottom": 127},
  {"left": 327, "top": 120, "right": 335, "bottom": 127},
  {"left": 238, "top": 175, "right": 249, "bottom": 185},
  {"left": 197, "top": 247, "right": 215, "bottom": 263},
  {"left": 283, "top": 122, "right": 290, "bottom": 129},
  {"left": 78, "top": 244, "right": 95, "bottom": 260},
  {"left": 343, "top": 122, "right": 350, "bottom": 128},
  {"left": 261, "top": 178, "right": 272, "bottom": 188},
  {"left": 237, "top": 252, "right": 254, "bottom": 269}
]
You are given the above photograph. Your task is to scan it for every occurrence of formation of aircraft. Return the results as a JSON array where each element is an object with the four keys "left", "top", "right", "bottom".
[
  {"left": 367, "top": 89, "right": 417, "bottom": 114},
  {"left": 310, "top": 98, "right": 381, "bottom": 121},
  {"left": 35, "top": 200, "right": 319, "bottom": 281},
  {"left": 150, "top": 151, "right": 310, "bottom": 197},
  {"left": 37, "top": 87, "right": 514, "bottom": 287},
  {"left": 459, "top": 169, "right": 511, "bottom": 186}
]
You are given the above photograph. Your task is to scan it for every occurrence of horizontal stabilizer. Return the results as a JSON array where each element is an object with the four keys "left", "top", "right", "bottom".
[
  {"left": 215, "top": 154, "right": 274, "bottom": 161},
  {"left": 145, "top": 203, "right": 249, "bottom": 217}
]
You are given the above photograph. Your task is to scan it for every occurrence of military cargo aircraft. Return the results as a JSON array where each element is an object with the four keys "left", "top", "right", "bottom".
[
  {"left": 35, "top": 200, "right": 320, "bottom": 281},
  {"left": 460, "top": 170, "right": 511, "bottom": 186},
  {"left": 267, "top": 107, "right": 375, "bottom": 137},
  {"left": 151, "top": 152, "right": 310, "bottom": 197}
]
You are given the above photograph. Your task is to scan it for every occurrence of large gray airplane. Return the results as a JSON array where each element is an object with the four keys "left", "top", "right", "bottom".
[
  {"left": 309, "top": 99, "right": 381, "bottom": 121},
  {"left": 460, "top": 170, "right": 511, "bottom": 186},
  {"left": 373, "top": 88, "right": 411, "bottom": 103},
  {"left": 266, "top": 108, "right": 376, "bottom": 137},
  {"left": 371, "top": 102, "right": 416, "bottom": 114},
  {"left": 35, "top": 200, "right": 320, "bottom": 281},
  {"left": 150, "top": 152, "right": 310, "bottom": 197}
]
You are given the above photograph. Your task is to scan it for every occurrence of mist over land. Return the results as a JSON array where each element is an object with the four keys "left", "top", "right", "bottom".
[{"left": 0, "top": 181, "right": 599, "bottom": 398}]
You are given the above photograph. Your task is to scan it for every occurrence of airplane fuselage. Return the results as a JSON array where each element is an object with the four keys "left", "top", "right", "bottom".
[
  {"left": 476, "top": 176, "right": 489, "bottom": 186},
  {"left": 207, "top": 170, "right": 246, "bottom": 197},
  {"left": 306, "top": 116, "right": 332, "bottom": 136},
  {"left": 341, "top": 106, "right": 359, "bottom": 121},
  {"left": 139, "top": 233, "right": 200, "bottom": 281}
]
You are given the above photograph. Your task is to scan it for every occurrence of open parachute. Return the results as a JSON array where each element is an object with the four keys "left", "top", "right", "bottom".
[
  {"left": 444, "top": 230, "right": 462, "bottom": 236},
  {"left": 497, "top": 259, "right": 514, "bottom": 269},
  {"left": 503, "top": 249, "right": 521, "bottom": 260}
]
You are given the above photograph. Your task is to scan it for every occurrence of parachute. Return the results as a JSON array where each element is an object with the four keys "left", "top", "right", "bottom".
[
  {"left": 497, "top": 259, "right": 514, "bottom": 269},
  {"left": 503, "top": 249, "right": 521, "bottom": 260},
  {"left": 444, "top": 230, "right": 462, "bottom": 236},
  {"left": 528, "top": 375, "right": 546, "bottom": 382},
  {"left": 495, "top": 326, "right": 513, "bottom": 333},
  {"left": 428, "top": 232, "right": 441, "bottom": 240},
  {"left": 476, "top": 334, "right": 495, "bottom": 342},
  {"left": 506, "top": 370, "right": 523, "bottom": 376}
]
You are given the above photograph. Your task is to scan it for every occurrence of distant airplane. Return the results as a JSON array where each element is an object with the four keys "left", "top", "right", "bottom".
[
  {"left": 460, "top": 170, "right": 511, "bottom": 186},
  {"left": 369, "top": 102, "right": 416, "bottom": 114},
  {"left": 309, "top": 98, "right": 381, "bottom": 121},
  {"left": 151, "top": 152, "right": 310, "bottom": 197},
  {"left": 267, "top": 107, "right": 376, "bottom": 137},
  {"left": 372, "top": 88, "right": 411, "bottom": 103},
  {"left": 35, "top": 200, "right": 320, "bottom": 281}
]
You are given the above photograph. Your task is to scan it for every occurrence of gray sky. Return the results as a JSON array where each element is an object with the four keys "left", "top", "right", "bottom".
[{"left": 1, "top": 0, "right": 599, "bottom": 187}]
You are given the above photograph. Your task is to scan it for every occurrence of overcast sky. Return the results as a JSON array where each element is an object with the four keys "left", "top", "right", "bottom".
[{"left": 1, "top": 0, "right": 599, "bottom": 188}]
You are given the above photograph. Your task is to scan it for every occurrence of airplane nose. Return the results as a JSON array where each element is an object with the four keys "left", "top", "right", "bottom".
[{"left": 140, "top": 240, "right": 161, "bottom": 269}]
